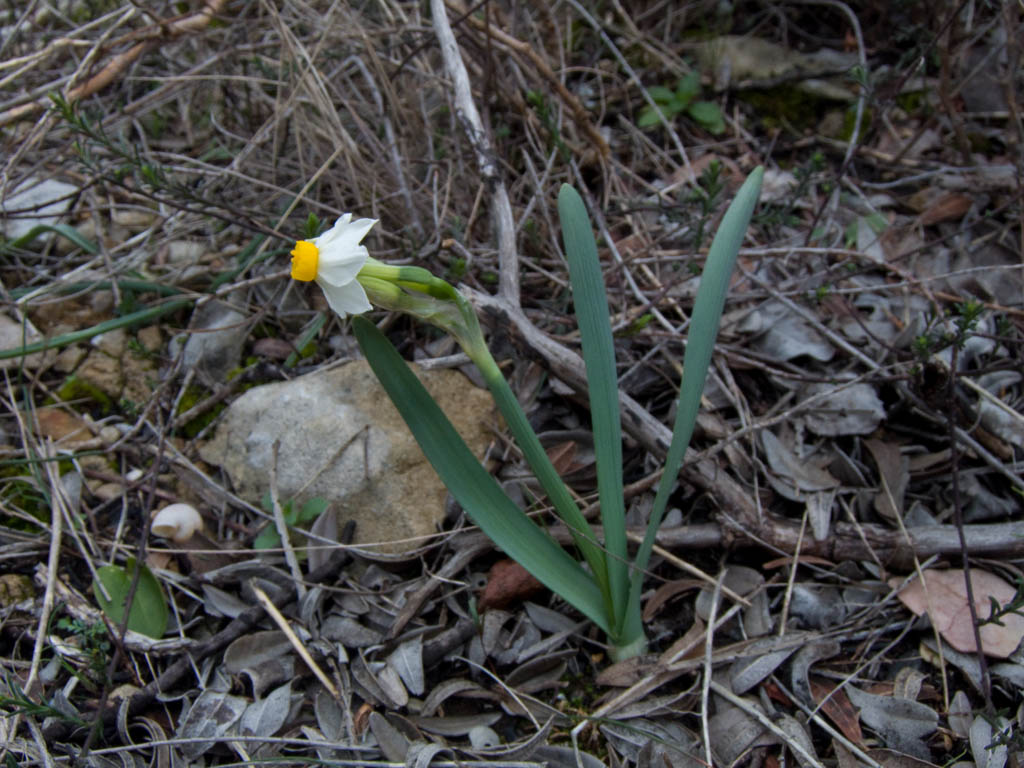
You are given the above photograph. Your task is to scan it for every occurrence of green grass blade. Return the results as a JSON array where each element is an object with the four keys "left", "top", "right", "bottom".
[
  {"left": 352, "top": 316, "right": 610, "bottom": 633},
  {"left": 2, "top": 223, "right": 99, "bottom": 255},
  {"left": 558, "top": 184, "right": 627, "bottom": 632},
  {"left": 624, "top": 167, "right": 764, "bottom": 636},
  {"left": 285, "top": 311, "right": 326, "bottom": 368},
  {"left": 477, "top": 361, "right": 610, "bottom": 599},
  {"left": 0, "top": 298, "right": 191, "bottom": 360}
]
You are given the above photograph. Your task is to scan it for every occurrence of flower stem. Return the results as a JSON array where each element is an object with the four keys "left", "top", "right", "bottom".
[{"left": 455, "top": 305, "right": 612, "bottom": 611}]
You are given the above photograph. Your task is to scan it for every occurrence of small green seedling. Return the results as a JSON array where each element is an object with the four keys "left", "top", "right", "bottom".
[
  {"left": 639, "top": 71, "right": 725, "bottom": 134},
  {"left": 253, "top": 494, "right": 329, "bottom": 550},
  {"left": 92, "top": 557, "right": 168, "bottom": 639}
]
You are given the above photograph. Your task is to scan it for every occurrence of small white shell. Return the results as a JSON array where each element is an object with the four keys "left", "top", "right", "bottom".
[{"left": 151, "top": 503, "right": 203, "bottom": 543}]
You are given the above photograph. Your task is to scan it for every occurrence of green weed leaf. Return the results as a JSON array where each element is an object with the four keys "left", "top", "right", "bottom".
[
  {"left": 647, "top": 85, "right": 676, "bottom": 103},
  {"left": 675, "top": 71, "right": 700, "bottom": 103},
  {"left": 93, "top": 558, "right": 168, "bottom": 639},
  {"left": 688, "top": 101, "right": 726, "bottom": 134},
  {"left": 353, "top": 316, "right": 610, "bottom": 632},
  {"left": 623, "top": 166, "right": 764, "bottom": 641},
  {"left": 558, "top": 184, "right": 628, "bottom": 632}
]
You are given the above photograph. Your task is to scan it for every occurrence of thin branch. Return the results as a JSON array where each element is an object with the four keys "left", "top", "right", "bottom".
[{"left": 429, "top": 0, "right": 520, "bottom": 306}]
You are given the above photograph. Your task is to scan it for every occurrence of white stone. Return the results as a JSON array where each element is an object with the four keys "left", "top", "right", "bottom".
[
  {"left": 200, "top": 360, "right": 494, "bottom": 553},
  {"left": 1, "top": 177, "right": 79, "bottom": 240}
]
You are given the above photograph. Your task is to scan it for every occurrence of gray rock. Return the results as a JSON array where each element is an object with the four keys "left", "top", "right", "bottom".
[
  {"left": 0, "top": 313, "right": 54, "bottom": 370},
  {"left": 1, "top": 177, "right": 79, "bottom": 240},
  {"left": 175, "top": 299, "right": 249, "bottom": 385},
  {"left": 200, "top": 360, "right": 494, "bottom": 553}
]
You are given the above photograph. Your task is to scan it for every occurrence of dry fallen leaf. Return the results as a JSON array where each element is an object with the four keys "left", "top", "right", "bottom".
[
  {"left": 478, "top": 559, "right": 545, "bottom": 611},
  {"left": 918, "top": 192, "right": 974, "bottom": 226},
  {"left": 890, "top": 569, "right": 1024, "bottom": 658},
  {"left": 810, "top": 677, "right": 864, "bottom": 745}
]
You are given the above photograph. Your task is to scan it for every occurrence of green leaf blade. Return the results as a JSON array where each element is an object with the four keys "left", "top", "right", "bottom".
[
  {"left": 93, "top": 558, "right": 168, "bottom": 639},
  {"left": 688, "top": 101, "right": 726, "bottom": 134},
  {"left": 557, "top": 184, "right": 628, "bottom": 633},
  {"left": 624, "top": 166, "right": 764, "bottom": 639},
  {"left": 353, "top": 317, "right": 610, "bottom": 633},
  {"left": 479, "top": 362, "right": 609, "bottom": 601},
  {"left": 647, "top": 85, "right": 676, "bottom": 103},
  {"left": 675, "top": 71, "right": 700, "bottom": 102}
]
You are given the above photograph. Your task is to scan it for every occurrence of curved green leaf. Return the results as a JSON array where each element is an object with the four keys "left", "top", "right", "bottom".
[
  {"left": 558, "top": 184, "right": 627, "bottom": 632},
  {"left": 3, "top": 223, "right": 99, "bottom": 255},
  {"left": 0, "top": 299, "right": 190, "bottom": 360},
  {"left": 624, "top": 166, "right": 764, "bottom": 641},
  {"left": 93, "top": 558, "right": 168, "bottom": 639},
  {"left": 688, "top": 101, "right": 726, "bottom": 134},
  {"left": 353, "top": 316, "right": 610, "bottom": 633}
]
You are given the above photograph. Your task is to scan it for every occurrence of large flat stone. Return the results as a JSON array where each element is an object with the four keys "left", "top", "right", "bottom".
[{"left": 200, "top": 360, "right": 494, "bottom": 553}]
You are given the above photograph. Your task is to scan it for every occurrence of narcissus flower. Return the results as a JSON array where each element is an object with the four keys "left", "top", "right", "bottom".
[{"left": 290, "top": 214, "right": 377, "bottom": 317}]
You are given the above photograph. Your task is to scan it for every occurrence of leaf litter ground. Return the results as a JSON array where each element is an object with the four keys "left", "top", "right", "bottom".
[{"left": 0, "top": 2, "right": 1023, "bottom": 767}]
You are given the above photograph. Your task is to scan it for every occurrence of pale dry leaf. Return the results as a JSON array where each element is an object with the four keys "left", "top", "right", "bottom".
[
  {"left": 306, "top": 505, "right": 338, "bottom": 573},
  {"left": 176, "top": 689, "right": 248, "bottom": 760},
  {"left": 223, "top": 630, "right": 293, "bottom": 673},
  {"left": 775, "top": 713, "right": 819, "bottom": 768},
  {"left": 947, "top": 690, "right": 972, "bottom": 740},
  {"left": 314, "top": 687, "right": 344, "bottom": 741},
  {"left": 237, "top": 681, "right": 292, "bottom": 739},
  {"left": 412, "top": 713, "right": 502, "bottom": 737},
  {"left": 790, "top": 639, "right": 840, "bottom": 706},
  {"left": 970, "top": 715, "right": 1009, "bottom": 768},
  {"left": 890, "top": 569, "right": 1024, "bottom": 658},
  {"left": 386, "top": 635, "right": 424, "bottom": 696},
  {"left": 730, "top": 647, "right": 797, "bottom": 694},
  {"left": 374, "top": 661, "right": 409, "bottom": 708},
  {"left": 761, "top": 430, "right": 839, "bottom": 498},
  {"left": 708, "top": 701, "right": 779, "bottom": 766},
  {"left": 468, "top": 725, "right": 501, "bottom": 749},
  {"left": 865, "top": 438, "right": 909, "bottom": 522},
  {"left": 368, "top": 711, "right": 409, "bottom": 762},
  {"left": 201, "top": 584, "right": 249, "bottom": 618},
  {"left": 801, "top": 382, "right": 885, "bottom": 437},
  {"left": 844, "top": 685, "right": 937, "bottom": 760},
  {"left": 921, "top": 637, "right": 984, "bottom": 693}
]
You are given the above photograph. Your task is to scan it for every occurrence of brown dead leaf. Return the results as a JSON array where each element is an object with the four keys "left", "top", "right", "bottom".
[
  {"left": 865, "top": 438, "right": 908, "bottom": 522},
  {"left": 252, "top": 337, "right": 295, "bottom": 360},
  {"left": 810, "top": 677, "right": 864, "bottom": 745},
  {"left": 890, "top": 569, "right": 1024, "bottom": 658},
  {"left": 477, "top": 559, "right": 544, "bottom": 611},
  {"left": 643, "top": 578, "right": 702, "bottom": 620},
  {"left": 918, "top": 193, "right": 973, "bottom": 227},
  {"left": 762, "top": 678, "right": 794, "bottom": 707},
  {"left": 546, "top": 440, "right": 579, "bottom": 475}
]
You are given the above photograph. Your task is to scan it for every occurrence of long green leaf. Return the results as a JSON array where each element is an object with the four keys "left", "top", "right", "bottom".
[
  {"left": 2, "top": 223, "right": 99, "bottom": 255},
  {"left": 623, "top": 167, "right": 764, "bottom": 640},
  {"left": 352, "top": 316, "right": 610, "bottom": 633},
  {"left": 558, "top": 184, "right": 628, "bottom": 633},
  {"left": 0, "top": 298, "right": 191, "bottom": 360},
  {"left": 477, "top": 362, "right": 610, "bottom": 600},
  {"left": 358, "top": 266, "right": 608, "bottom": 595}
]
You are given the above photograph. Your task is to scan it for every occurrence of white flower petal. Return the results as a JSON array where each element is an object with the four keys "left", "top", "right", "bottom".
[
  {"left": 313, "top": 213, "right": 353, "bottom": 248},
  {"left": 312, "top": 215, "right": 377, "bottom": 286},
  {"left": 319, "top": 276, "right": 372, "bottom": 317},
  {"left": 332, "top": 216, "right": 377, "bottom": 250},
  {"left": 316, "top": 242, "right": 368, "bottom": 286}
]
